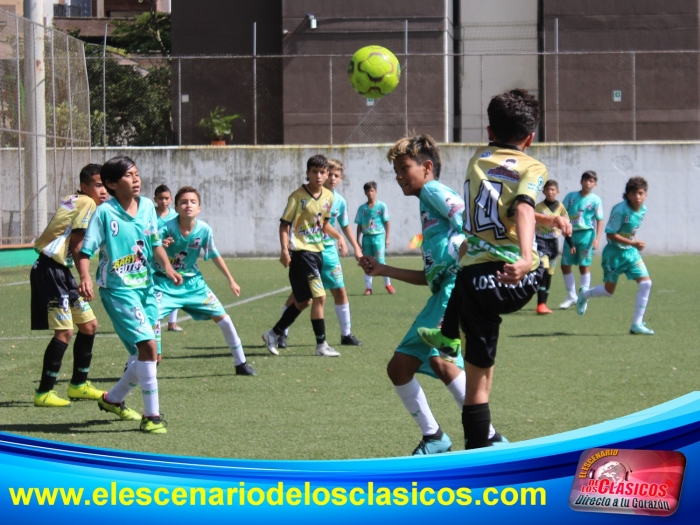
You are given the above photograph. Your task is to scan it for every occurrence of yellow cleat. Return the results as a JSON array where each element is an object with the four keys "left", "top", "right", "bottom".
[
  {"left": 34, "top": 390, "right": 71, "bottom": 407},
  {"left": 67, "top": 380, "right": 105, "bottom": 400},
  {"left": 140, "top": 415, "right": 167, "bottom": 434}
]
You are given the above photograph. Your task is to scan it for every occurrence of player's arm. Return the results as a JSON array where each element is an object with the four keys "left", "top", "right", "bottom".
[
  {"left": 359, "top": 255, "right": 427, "bottom": 286},
  {"left": 212, "top": 255, "right": 241, "bottom": 296},
  {"left": 341, "top": 224, "right": 363, "bottom": 259},
  {"left": 76, "top": 252, "right": 93, "bottom": 301},
  {"left": 594, "top": 217, "right": 604, "bottom": 250},
  {"left": 384, "top": 220, "right": 391, "bottom": 246},
  {"left": 279, "top": 221, "right": 292, "bottom": 267},
  {"left": 322, "top": 220, "right": 347, "bottom": 256},
  {"left": 606, "top": 232, "right": 644, "bottom": 250},
  {"left": 497, "top": 201, "right": 535, "bottom": 284},
  {"left": 153, "top": 246, "right": 183, "bottom": 285},
  {"left": 534, "top": 212, "right": 572, "bottom": 237}
]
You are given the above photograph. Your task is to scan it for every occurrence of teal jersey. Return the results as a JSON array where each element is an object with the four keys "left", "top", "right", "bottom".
[
  {"left": 157, "top": 208, "right": 178, "bottom": 237},
  {"left": 355, "top": 201, "right": 389, "bottom": 235},
  {"left": 156, "top": 217, "right": 220, "bottom": 279},
  {"left": 81, "top": 197, "right": 162, "bottom": 289},
  {"left": 605, "top": 200, "right": 647, "bottom": 250},
  {"left": 420, "top": 181, "right": 466, "bottom": 293},
  {"left": 323, "top": 190, "right": 349, "bottom": 248},
  {"left": 563, "top": 191, "right": 604, "bottom": 232}
]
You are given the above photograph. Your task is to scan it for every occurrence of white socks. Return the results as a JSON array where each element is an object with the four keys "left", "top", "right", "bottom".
[
  {"left": 335, "top": 303, "right": 352, "bottom": 336},
  {"left": 384, "top": 276, "right": 391, "bottom": 286},
  {"left": 137, "top": 360, "right": 159, "bottom": 417},
  {"left": 217, "top": 315, "right": 245, "bottom": 365},
  {"left": 445, "top": 371, "right": 496, "bottom": 439},
  {"left": 364, "top": 275, "right": 373, "bottom": 290},
  {"left": 580, "top": 273, "right": 591, "bottom": 289},
  {"left": 583, "top": 285, "right": 613, "bottom": 299},
  {"left": 281, "top": 305, "right": 290, "bottom": 336},
  {"left": 394, "top": 378, "right": 439, "bottom": 436},
  {"left": 107, "top": 355, "right": 138, "bottom": 403},
  {"left": 633, "top": 280, "right": 652, "bottom": 325},
  {"left": 168, "top": 310, "right": 178, "bottom": 324},
  {"left": 564, "top": 273, "right": 577, "bottom": 298}
]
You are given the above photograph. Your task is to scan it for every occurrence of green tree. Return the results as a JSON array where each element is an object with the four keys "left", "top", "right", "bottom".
[{"left": 111, "top": 8, "right": 171, "bottom": 57}]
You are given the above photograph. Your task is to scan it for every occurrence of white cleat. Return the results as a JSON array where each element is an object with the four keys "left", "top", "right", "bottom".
[
  {"left": 262, "top": 329, "right": 280, "bottom": 356},
  {"left": 559, "top": 297, "right": 578, "bottom": 310},
  {"left": 315, "top": 342, "right": 341, "bottom": 357}
]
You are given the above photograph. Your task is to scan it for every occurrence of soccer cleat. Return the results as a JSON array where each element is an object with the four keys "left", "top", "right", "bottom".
[
  {"left": 34, "top": 390, "right": 71, "bottom": 408},
  {"left": 277, "top": 334, "right": 288, "bottom": 349},
  {"left": 577, "top": 287, "right": 589, "bottom": 315},
  {"left": 536, "top": 303, "right": 553, "bottom": 315},
  {"left": 364, "top": 289, "right": 372, "bottom": 296},
  {"left": 465, "top": 431, "right": 510, "bottom": 449},
  {"left": 340, "top": 333, "right": 362, "bottom": 346},
  {"left": 67, "top": 380, "right": 105, "bottom": 401},
  {"left": 386, "top": 284, "right": 396, "bottom": 294},
  {"left": 262, "top": 329, "right": 279, "bottom": 356},
  {"left": 315, "top": 342, "right": 341, "bottom": 357},
  {"left": 97, "top": 394, "right": 141, "bottom": 421},
  {"left": 417, "top": 327, "right": 461, "bottom": 359},
  {"left": 235, "top": 362, "right": 258, "bottom": 376},
  {"left": 630, "top": 323, "right": 655, "bottom": 335},
  {"left": 559, "top": 297, "right": 578, "bottom": 310},
  {"left": 140, "top": 415, "right": 167, "bottom": 434},
  {"left": 167, "top": 323, "right": 183, "bottom": 332},
  {"left": 412, "top": 432, "right": 452, "bottom": 455}
]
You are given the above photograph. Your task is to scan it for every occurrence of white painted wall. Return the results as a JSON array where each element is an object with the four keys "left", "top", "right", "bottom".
[{"left": 74, "top": 143, "right": 700, "bottom": 256}]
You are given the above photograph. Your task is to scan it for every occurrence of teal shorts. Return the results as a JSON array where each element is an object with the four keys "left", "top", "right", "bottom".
[
  {"left": 99, "top": 286, "right": 161, "bottom": 356},
  {"left": 395, "top": 275, "right": 465, "bottom": 379},
  {"left": 154, "top": 273, "right": 226, "bottom": 321},
  {"left": 602, "top": 246, "right": 649, "bottom": 284},
  {"left": 321, "top": 246, "right": 345, "bottom": 290},
  {"left": 362, "top": 233, "right": 386, "bottom": 264},
  {"left": 561, "top": 229, "right": 595, "bottom": 267}
]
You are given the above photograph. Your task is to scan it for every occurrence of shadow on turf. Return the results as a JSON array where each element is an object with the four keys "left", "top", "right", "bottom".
[
  {"left": 0, "top": 419, "right": 137, "bottom": 434},
  {"left": 0, "top": 400, "right": 33, "bottom": 408},
  {"left": 509, "top": 331, "right": 626, "bottom": 338}
]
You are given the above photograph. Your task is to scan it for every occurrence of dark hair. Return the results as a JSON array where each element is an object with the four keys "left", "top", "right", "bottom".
[
  {"left": 581, "top": 170, "right": 598, "bottom": 182},
  {"left": 154, "top": 184, "right": 171, "bottom": 197},
  {"left": 487, "top": 89, "right": 540, "bottom": 143},
  {"left": 174, "top": 185, "right": 201, "bottom": 206},
  {"left": 624, "top": 177, "right": 648, "bottom": 200},
  {"left": 386, "top": 134, "right": 442, "bottom": 179},
  {"left": 543, "top": 180, "right": 559, "bottom": 190},
  {"left": 79, "top": 163, "right": 102, "bottom": 186},
  {"left": 306, "top": 154, "right": 329, "bottom": 172},
  {"left": 101, "top": 156, "right": 136, "bottom": 196},
  {"left": 363, "top": 181, "right": 377, "bottom": 192}
]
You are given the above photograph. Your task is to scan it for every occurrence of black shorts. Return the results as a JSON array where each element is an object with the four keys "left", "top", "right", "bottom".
[
  {"left": 30, "top": 254, "right": 95, "bottom": 331},
  {"left": 456, "top": 261, "right": 544, "bottom": 369},
  {"left": 289, "top": 250, "right": 325, "bottom": 303},
  {"left": 536, "top": 237, "right": 559, "bottom": 260}
]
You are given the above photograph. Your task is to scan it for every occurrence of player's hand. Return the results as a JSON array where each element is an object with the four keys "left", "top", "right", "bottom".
[
  {"left": 280, "top": 250, "right": 291, "bottom": 267},
  {"left": 359, "top": 255, "right": 383, "bottom": 276},
  {"left": 78, "top": 278, "right": 94, "bottom": 301},
  {"left": 354, "top": 249, "right": 364, "bottom": 261},
  {"left": 634, "top": 240, "right": 646, "bottom": 251},
  {"left": 156, "top": 354, "right": 162, "bottom": 366},
  {"left": 385, "top": 238, "right": 391, "bottom": 247},
  {"left": 167, "top": 268, "right": 183, "bottom": 286},
  {"left": 554, "top": 216, "right": 572, "bottom": 237},
  {"left": 496, "top": 258, "right": 531, "bottom": 285},
  {"left": 593, "top": 239, "right": 599, "bottom": 251},
  {"left": 337, "top": 237, "right": 348, "bottom": 257},
  {"left": 162, "top": 236, "right": 174, "bottom": 248},
  {"left": 570, "top": 246, "right": 577, "bottom": 255},
  {"left": 458, "top": 240, "right": 468, "bottom": 260},
  {"left": 230, "top": 280, "right": 241, "bottom": 297}
]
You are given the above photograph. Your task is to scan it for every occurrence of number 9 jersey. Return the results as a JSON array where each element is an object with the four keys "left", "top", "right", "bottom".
[{"left": 460, "top": 144, "right": 547, "bottom": 271}]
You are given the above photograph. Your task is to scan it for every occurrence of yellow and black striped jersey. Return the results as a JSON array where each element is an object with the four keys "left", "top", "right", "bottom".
[{"left": 460, "top": 144, "right": 548, "bottom": 271}]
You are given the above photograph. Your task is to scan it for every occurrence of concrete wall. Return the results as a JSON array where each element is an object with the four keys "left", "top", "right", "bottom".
[{"left": 81, "top": 143, "right": 700, "bottom": 256}]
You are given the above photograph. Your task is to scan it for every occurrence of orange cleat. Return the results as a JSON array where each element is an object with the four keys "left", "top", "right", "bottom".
[
  {"left": 536, "top": 303, "right": 552, "bottom": 315},
  {"left": 364, "top": 289, "right": 372, "bottom": 296},
  {"left": 386, "top": 285, "right": 396, "bottom": 295}
]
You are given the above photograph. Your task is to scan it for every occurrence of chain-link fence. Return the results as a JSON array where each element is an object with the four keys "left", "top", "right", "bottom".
[
  {"left": 0, "top": 9, "right": 90, "bottom": 245},
  {"left": 84, "top": 49, "right": 700, "bottom": 147}
]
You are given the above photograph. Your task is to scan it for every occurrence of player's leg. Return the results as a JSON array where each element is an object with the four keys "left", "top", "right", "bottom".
[
  {"left": 577, "top": 246, "right": 618, "bottom": 315},
  {"left": 212, "top": 314, "right": 257, "bottom": 375},
  {"left": 277, "top": 293, "right": 296, "bottom": 348},
  {"left": 560, "top": 232, "right": 583, "bottom": 308},
  {"left": 628, "top": 254, "right": 653, "bottom": 334},
  {"left": 321, "top": 248, "right": 361, "bottom": 345},
  {"left": 536, "top": 257, "right": 553, "bottom": 314},
  {"left": 66, "top": 314, "right": 104, "bottom": 401},
  {"left": 167, "top": 309, "right": 182, "bottom": 332},
  {"left": 417, "top": 285, "right": 462, "bottom": 359},
  {"left": 361, "top": 235, "right": 374, "bottom": 294},
  {"left": 375, "top": 234, "right": 394, "bottom": 293},
  {"left": 577, "top": 230, "right": 595, "bottom": 291}
]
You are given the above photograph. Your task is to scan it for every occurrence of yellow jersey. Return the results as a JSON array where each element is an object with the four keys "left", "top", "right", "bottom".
[
  {"left": 460, "top": 144, "right": 547, "bottom": 271},
  {"left": 281, "top": 185, "right": 333, "bottom": 252},
  {"left": 535, "top": 200, "right": 569, "bottom": 239},
  {"left": 34, "top": 193, "right": 96, "bottom": 267}
]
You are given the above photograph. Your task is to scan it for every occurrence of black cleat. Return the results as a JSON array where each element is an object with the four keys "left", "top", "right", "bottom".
[
  {"left": 277, "top": 334, "right": 287, "bottom": 349},
  {"left": 235, "top": 362, "right": 258, "bottom": 376},
  {"left": 340, "top": 333, "right": 362, "bottom": 346}
]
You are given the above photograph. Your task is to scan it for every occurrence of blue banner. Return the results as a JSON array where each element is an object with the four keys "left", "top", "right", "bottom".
[{"left": 2, "top": 392, "right": 699, "bottom": 523}]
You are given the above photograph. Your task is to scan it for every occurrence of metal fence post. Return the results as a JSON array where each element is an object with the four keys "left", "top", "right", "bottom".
[
  {"left": 66, "top": 37, "right": 74, "bottom": 177},
  {"left": 253, "top": 22, "right": 257, "bottom": 146},
  {"left": 15, "top": 16, "right": 24, "bottom": 241},
  {"left": 555, "top": 18, "right": 560, "bottom": 142},
  {"left": 632, "top": 51, "right": 636, "bottom": 141},
  {"left": 329, "top": 56, "right": 333, "bottom": 144},
  {"left": 404, "top": 20, "right": 408, "bottom": 137},
  {"left": 177, "top": 58, "right": 182, "bottom": 146},
  {"left": 102, "top": 24, "right": 107, "bottom": 147}
]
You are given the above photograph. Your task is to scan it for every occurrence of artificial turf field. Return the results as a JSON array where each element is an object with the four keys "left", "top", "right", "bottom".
[{"left": 0, "top": 255, "right": 697, "bottom": 460}]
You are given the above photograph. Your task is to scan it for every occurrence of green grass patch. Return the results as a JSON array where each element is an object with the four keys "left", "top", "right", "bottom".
[{"left": 0, "top": 255, "right": 696, "bottom": 459}]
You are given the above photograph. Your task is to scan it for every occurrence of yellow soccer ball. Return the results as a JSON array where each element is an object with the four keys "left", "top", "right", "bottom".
[{"left": 347, "top": 45, "right": 401, "bottom": 99}]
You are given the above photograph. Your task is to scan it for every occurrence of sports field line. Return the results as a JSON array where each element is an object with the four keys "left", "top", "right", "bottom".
[
  {"left": 0, "top": 280, "right": 29, "bottom": 287},
  {"left": 0, "top": 286, "right": 291, "bottom": 340}
]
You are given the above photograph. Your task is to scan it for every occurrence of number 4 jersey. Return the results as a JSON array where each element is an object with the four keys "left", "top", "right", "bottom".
[{"left": 460, "top": 144, "right": 548, "bottom": 271}]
